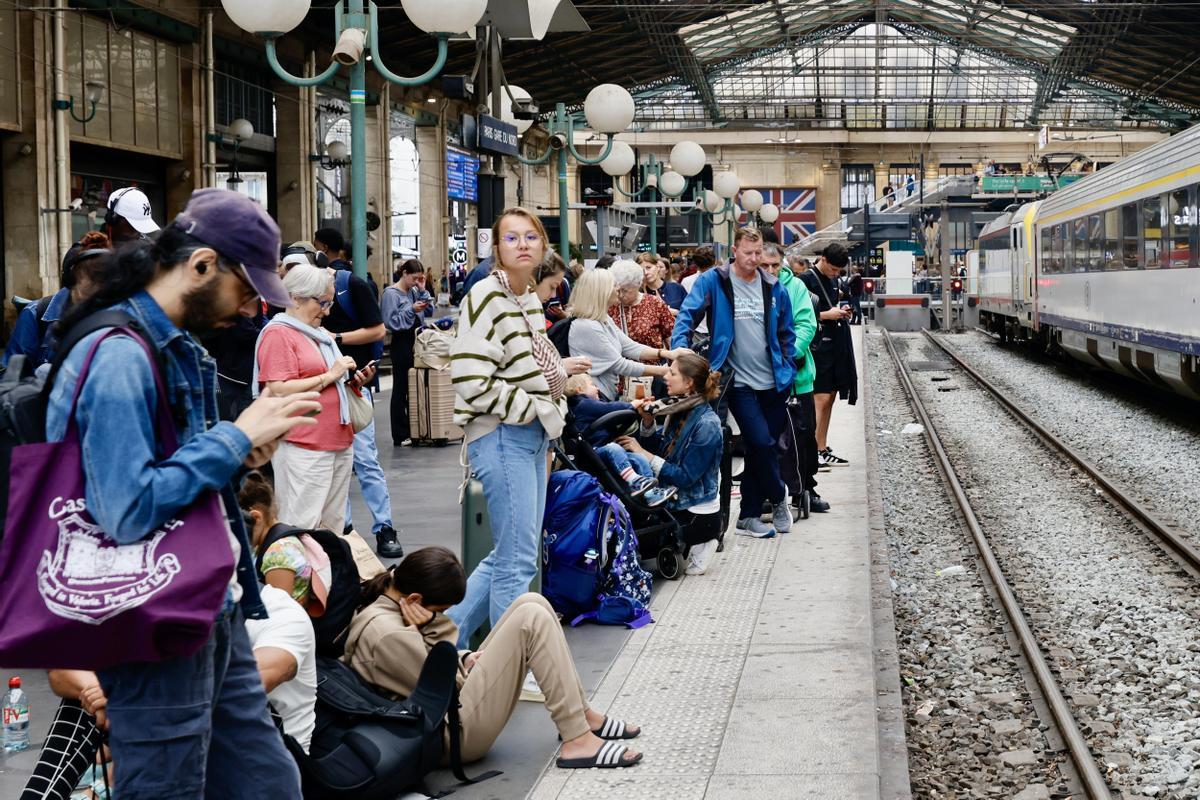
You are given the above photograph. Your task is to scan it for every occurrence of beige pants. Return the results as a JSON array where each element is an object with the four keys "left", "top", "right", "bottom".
[
  {"left": 271, "top": 441, "right": 353, "bottom": 532},
  {"left": 454, "top": 593, "right": 591, "bottom": 762}
]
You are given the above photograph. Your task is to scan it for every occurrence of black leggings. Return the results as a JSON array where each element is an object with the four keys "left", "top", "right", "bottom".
[
  {"left": 675, "top": 509, "right": 722, "bottom": 549},
  {"left": 389, "top": 328, "right": 416, "bottom": 444},
  {"left": 20, "top": 699, "right": 101, "bottom": 800}
]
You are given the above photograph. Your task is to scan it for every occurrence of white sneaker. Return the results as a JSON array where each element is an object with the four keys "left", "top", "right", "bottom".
[
  {"left": 686, "top": 539, "right": 718, "bottom": 575},
  {"left": 520, "top": 671, "right": 545, "bottom": 703}
]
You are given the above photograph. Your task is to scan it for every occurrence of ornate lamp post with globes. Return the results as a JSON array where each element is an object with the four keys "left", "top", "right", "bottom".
[
  {"left": 515, "top": 85, "right": 636, "bottom": 260},
  {"left": 221, "top": 0, "right": 486, "bottom": 279},
  {"left": 601, "top": 139, "right": 707, "bottom": 254}
]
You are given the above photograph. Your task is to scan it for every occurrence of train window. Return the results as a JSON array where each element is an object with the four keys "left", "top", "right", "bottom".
[
  {"left": 1143, "top": 194, "right": 1163, "bottom": 269},
  {"left": 1040, "top": 227, "right": 1052, "bottom": 274},
  {"left": 1122, "top": 202, "right": 1141, "bottom": 268},
  {"left": 1050, "top": 223, "right": 1064, "bottom": 274},
  {"left": 1103, "top": 207, "right": 1121, "bottom": 271},
  {"left": 1166, "top": 187, "right": 1193, "bottom": 268},
  {"left": 1087, "top": 213, "right": 1103, "bottom": 271},
  {"left": 1073, "top": 217, "right": 1088, "bottom": 273}
]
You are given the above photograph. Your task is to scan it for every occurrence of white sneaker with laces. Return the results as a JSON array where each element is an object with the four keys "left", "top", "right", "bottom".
[
  {"left": 686, "top": 539, "right": 718, "bottom": 575},
  {"left": 520, "top": 672, "right": 545, "bottom": 703}
]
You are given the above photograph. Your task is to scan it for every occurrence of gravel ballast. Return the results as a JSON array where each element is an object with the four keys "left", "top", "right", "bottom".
[
  {"left": 868, "top": 334, "right": 1066, "bottom": 798},
  {"left": 884, "top": 332, "right": 1200, "bottom": 800}
]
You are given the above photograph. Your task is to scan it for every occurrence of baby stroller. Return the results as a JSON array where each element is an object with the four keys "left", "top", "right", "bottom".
[{"left": 554, "top": 407, "right": 691, "bottom": 580}]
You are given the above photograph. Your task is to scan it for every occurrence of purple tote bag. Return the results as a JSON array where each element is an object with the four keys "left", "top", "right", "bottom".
[{"left": 0, "top": 327, "right": 235, "bottom": 670}]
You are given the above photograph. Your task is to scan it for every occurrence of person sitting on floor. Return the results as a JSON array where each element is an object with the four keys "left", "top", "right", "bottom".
[
  {"left": 342, "top": 546, "right": 644, "bottom": 770},
  {"left": 245, "top": 584, "right": 319, "bottom": 754},
  {"left": 617, "top": 353, "right": 725, "bottom": 575},
  {"left": 565, "top": 373, "right": 675, "bottom": 507}
]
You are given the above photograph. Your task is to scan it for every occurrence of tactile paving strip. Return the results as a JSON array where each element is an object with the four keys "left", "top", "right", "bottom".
[{"left": 529, "top": 535, "right": 781, "bottom": 800}]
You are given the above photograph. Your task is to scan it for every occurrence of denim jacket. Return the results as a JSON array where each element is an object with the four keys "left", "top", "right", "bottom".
[
  {"left": 44, "top": 291, "right": 266, "bottom": 619},
  {"left": 2, "top": 287, "right": 70, "bottom": 370},
  {"left": 639, "top": 404, "right": 722, "bottom": 510}
]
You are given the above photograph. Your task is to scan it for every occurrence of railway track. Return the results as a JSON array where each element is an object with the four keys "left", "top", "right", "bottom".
[{"left": 881, "top": 330, "right": 1115, "bottom": 799}]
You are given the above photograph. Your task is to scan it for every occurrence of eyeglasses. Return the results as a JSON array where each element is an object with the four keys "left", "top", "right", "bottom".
[
  {"left": 229, "top": 264, "right": 259, "bottom": 304},
  {"left": 500, "top": 232, "right": 543, "bottom": 247},
  {"left": 310, "top": 297, "right": 335, "bottom": 311}
]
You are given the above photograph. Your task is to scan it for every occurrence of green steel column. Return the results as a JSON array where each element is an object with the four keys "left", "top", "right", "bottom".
[
  {"left": 349, "top": 0, "right": 368, "bottom": 279},
  {"left": 648, "top": 154, "right": 658, "bottom": 254},
  {"left": 556, "top": 105, "right": 570, "bottom": 259}
]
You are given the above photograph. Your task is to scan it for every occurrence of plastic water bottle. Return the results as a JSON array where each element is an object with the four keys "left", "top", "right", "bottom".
[{"left": 3, "top": 676, "right": 30, "bottom": 753}]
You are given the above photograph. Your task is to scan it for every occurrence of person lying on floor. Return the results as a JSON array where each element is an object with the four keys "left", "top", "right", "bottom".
[
  {"left": 617, "top": 353, "right": 725, "bottom": 576},
  {"left": 565, "top": 373, "right": 675, "bottom": 507},
  {"left": 342, "top": 546, "right": 644, "bottom": 769}
]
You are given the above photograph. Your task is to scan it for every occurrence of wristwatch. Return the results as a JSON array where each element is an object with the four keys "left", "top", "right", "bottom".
[{"left": 334, "top": 333, "right": 343, "bottom": 346}]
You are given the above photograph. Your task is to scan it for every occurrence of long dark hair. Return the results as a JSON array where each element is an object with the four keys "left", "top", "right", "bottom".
[
  {"left": 359, "top": 546, "right": 466, "bottom": 609},
  {"left": 675, "top": 352, "right": 721, "bottom": 400},
  {"left": 55, "top": 223, "right": 229, "bottom": 338}
]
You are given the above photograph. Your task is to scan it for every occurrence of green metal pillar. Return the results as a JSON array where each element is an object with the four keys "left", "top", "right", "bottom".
[
  {"left": 348, "top": 0, "right": 368, "bottom": 280},
  {"left": 647, "top": 154, "right": 658, "bottom": 254},
  {"left": 558, "top": 129, "right": 570, "bottom": 259}
]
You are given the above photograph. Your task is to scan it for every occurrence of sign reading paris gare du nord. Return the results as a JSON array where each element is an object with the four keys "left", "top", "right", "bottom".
[{"left": 477, "top": 114, "right": 519, "bottom": 157}]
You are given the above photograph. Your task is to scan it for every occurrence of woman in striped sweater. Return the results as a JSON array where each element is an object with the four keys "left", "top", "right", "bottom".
[{"left": 447, "top": 208, "right": 590, "bottom": 647}]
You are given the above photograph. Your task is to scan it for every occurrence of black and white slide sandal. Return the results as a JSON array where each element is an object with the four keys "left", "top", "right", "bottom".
[
  {"left": 556, "top": 741, "right": 643, "bottom": 769},
  {"left": 595, "top": 716, "right": 641, "bottom": 740}
]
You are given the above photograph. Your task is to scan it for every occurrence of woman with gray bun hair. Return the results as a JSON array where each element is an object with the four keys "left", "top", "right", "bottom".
[
  {"left": 253, "top": 263, "right": 377, "bottom": 531},
  {"left": 608, "top": 260, "right": 676, "bottom": 353}
]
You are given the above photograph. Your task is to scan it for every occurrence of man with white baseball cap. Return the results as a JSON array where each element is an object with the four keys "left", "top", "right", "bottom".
[{"left": 103, "top": 186, "right": 160, "bottom": 244}]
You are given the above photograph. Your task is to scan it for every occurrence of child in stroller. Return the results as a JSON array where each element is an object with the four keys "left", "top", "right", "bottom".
[{"left": 565, "top": 374, "right": 676, "bottom": 508}]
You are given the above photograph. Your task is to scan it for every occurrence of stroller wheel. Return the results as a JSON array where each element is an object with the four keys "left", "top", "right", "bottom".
[
  {"left": 657, "top": 547, "right": 685, "bottom": 581},
  {"left": 800, "top": 490, "right": 811, "bottom": 520}
]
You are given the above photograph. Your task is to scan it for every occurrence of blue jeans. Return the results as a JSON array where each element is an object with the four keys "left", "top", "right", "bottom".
[
  {"left": 344, "top": 388, "right": 394, "bottom": 534},
  {"left": 447, "top": 422, "right": 548, "bottom": 648},
  {"left": 96, "top": 608, "right": 301, "bottom": 800},
  {"left": 596, "top": 443, "right": 653, "bottom": 480},
  {"left": 728, "top": 385, "right": 788, "bottom": 519}
]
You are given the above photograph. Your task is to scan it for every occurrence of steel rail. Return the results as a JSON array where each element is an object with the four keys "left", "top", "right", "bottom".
[
  {"left": 881, "top": 330, "right": 1113, "bottom": 800},
  {"left": 923, "top": 330, "right": 1200, "bottom": 574}
]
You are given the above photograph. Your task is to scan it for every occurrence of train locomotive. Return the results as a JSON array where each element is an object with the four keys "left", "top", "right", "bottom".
[{"left": 975, "top": 124, "right": 1200, "bottom": 399}]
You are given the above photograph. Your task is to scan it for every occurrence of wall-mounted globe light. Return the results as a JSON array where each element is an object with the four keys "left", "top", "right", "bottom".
[
  {"left": 759, "top": 203, "right": 780, "bottom": 224},
  {"left": 600, "top": 141, "right": 636, "bottom": 177},
  {"left": 401, "top": 0, "right": 489, "bottom": 34},
  {"left": 713, "top": 171, "right": 741, "bottom": 199},
  {"left": 229, "top": 118, "right": 255, "bottom": 142},
  {"left": 327, "top": 140, "right": 348, "bottom": 161},
  {"left": 583, "top": 84, "right": 636, "bottom": 134},
  {"left": 740, "top": 189, "right": 763, "bottom": 213},
  {"left": 669, "top": 141, "right": 706, "bottom": 177},
  {"left": 220, "top": 0, "right": 310, "bottom": 35}
]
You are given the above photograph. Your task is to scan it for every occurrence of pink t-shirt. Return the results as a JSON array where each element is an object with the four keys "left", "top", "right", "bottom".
[{"left": 256, "top": 325, "right": 353, "bottom": 451}]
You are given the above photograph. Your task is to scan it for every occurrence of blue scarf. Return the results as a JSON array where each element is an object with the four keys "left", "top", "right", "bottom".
[{"left": 251, "top": 313, "right": 350, "bottom": 425}]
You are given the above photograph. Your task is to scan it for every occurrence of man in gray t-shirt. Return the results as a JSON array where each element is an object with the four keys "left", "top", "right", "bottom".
[{"left": 729, "top": 271, "right": 775, "bottom": 390}]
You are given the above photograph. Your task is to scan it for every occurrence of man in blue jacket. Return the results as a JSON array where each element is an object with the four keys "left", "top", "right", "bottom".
[{"left": 672, "top": 227, "right": 796, "bottom": 537}]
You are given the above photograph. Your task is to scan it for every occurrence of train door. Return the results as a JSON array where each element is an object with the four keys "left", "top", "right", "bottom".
[{"left": 1010, "top": 225, "right": 1022, "bottom": 318}]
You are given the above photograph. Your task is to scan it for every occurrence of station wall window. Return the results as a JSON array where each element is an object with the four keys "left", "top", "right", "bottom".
[
  {"left": 1121, "top": 202, "right": 1140, "bottom": 268},
  {"left": 1166, "top": 186, "right": 1193, "bottom": 268},
  {"left": 840, "top": 164, "right": 876, "bottom": 214},
  {"left": 1103, "top": 207, "right": 1120, "bottom": 270},
  {"left": 1143, "top": 194, "right": 1163, "bottom": 269}
]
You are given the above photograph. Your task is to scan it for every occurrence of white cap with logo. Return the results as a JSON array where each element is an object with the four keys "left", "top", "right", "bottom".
[{"left": 108, "top": 187, "right": 160, "bottom": 235}]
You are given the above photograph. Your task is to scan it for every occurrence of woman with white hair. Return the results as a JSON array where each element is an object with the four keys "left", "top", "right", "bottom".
[
  {"left": 568, "top": 268, "right": 686, "bottom": 401},
  {"left": 254, "top": 263, "right": 376, "bottom": 531},
  {"left": 608, "top": 259, "right": 676, "bottom": 352}
]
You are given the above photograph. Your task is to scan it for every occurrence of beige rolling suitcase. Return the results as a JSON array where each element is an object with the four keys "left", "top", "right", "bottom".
[{"left": 408, "top": 367, "right": 463, "bottom": 446}]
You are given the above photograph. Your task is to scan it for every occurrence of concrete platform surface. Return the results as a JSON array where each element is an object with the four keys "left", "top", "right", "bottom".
[{"left": 528, "top": 326, "right": 899, "bottom": 799}]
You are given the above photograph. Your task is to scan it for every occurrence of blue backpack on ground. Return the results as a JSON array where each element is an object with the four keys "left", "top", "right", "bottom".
[{"left": 542, "top": 470, "right": 653, "bottom": 629}]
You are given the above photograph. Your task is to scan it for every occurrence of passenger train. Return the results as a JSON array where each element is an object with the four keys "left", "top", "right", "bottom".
[{"left": 975, "top": 123, "right": 1200, "bottom": 399}]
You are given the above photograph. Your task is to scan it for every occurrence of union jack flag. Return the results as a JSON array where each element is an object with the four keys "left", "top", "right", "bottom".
[{"left": 739, "top": 188, "right": 818, "bottom": 246}]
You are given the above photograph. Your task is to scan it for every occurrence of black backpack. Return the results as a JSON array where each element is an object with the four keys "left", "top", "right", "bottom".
[
  {"left": 255, "top": 524, "right": 362, "bottom": 657},
  {"left": 283, "top": 641, "right": 498, "bottom": 799},
  {"left": 547, "top": 317, "right": 574, "bottom": 358}
]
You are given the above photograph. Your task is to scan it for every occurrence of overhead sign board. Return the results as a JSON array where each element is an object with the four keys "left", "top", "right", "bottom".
[
  {"left": 446, "top": 148, "right": 479, "bottom": 203},
  {"left": 477, "top": 114, "right": 519, "bottom": 156}
]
